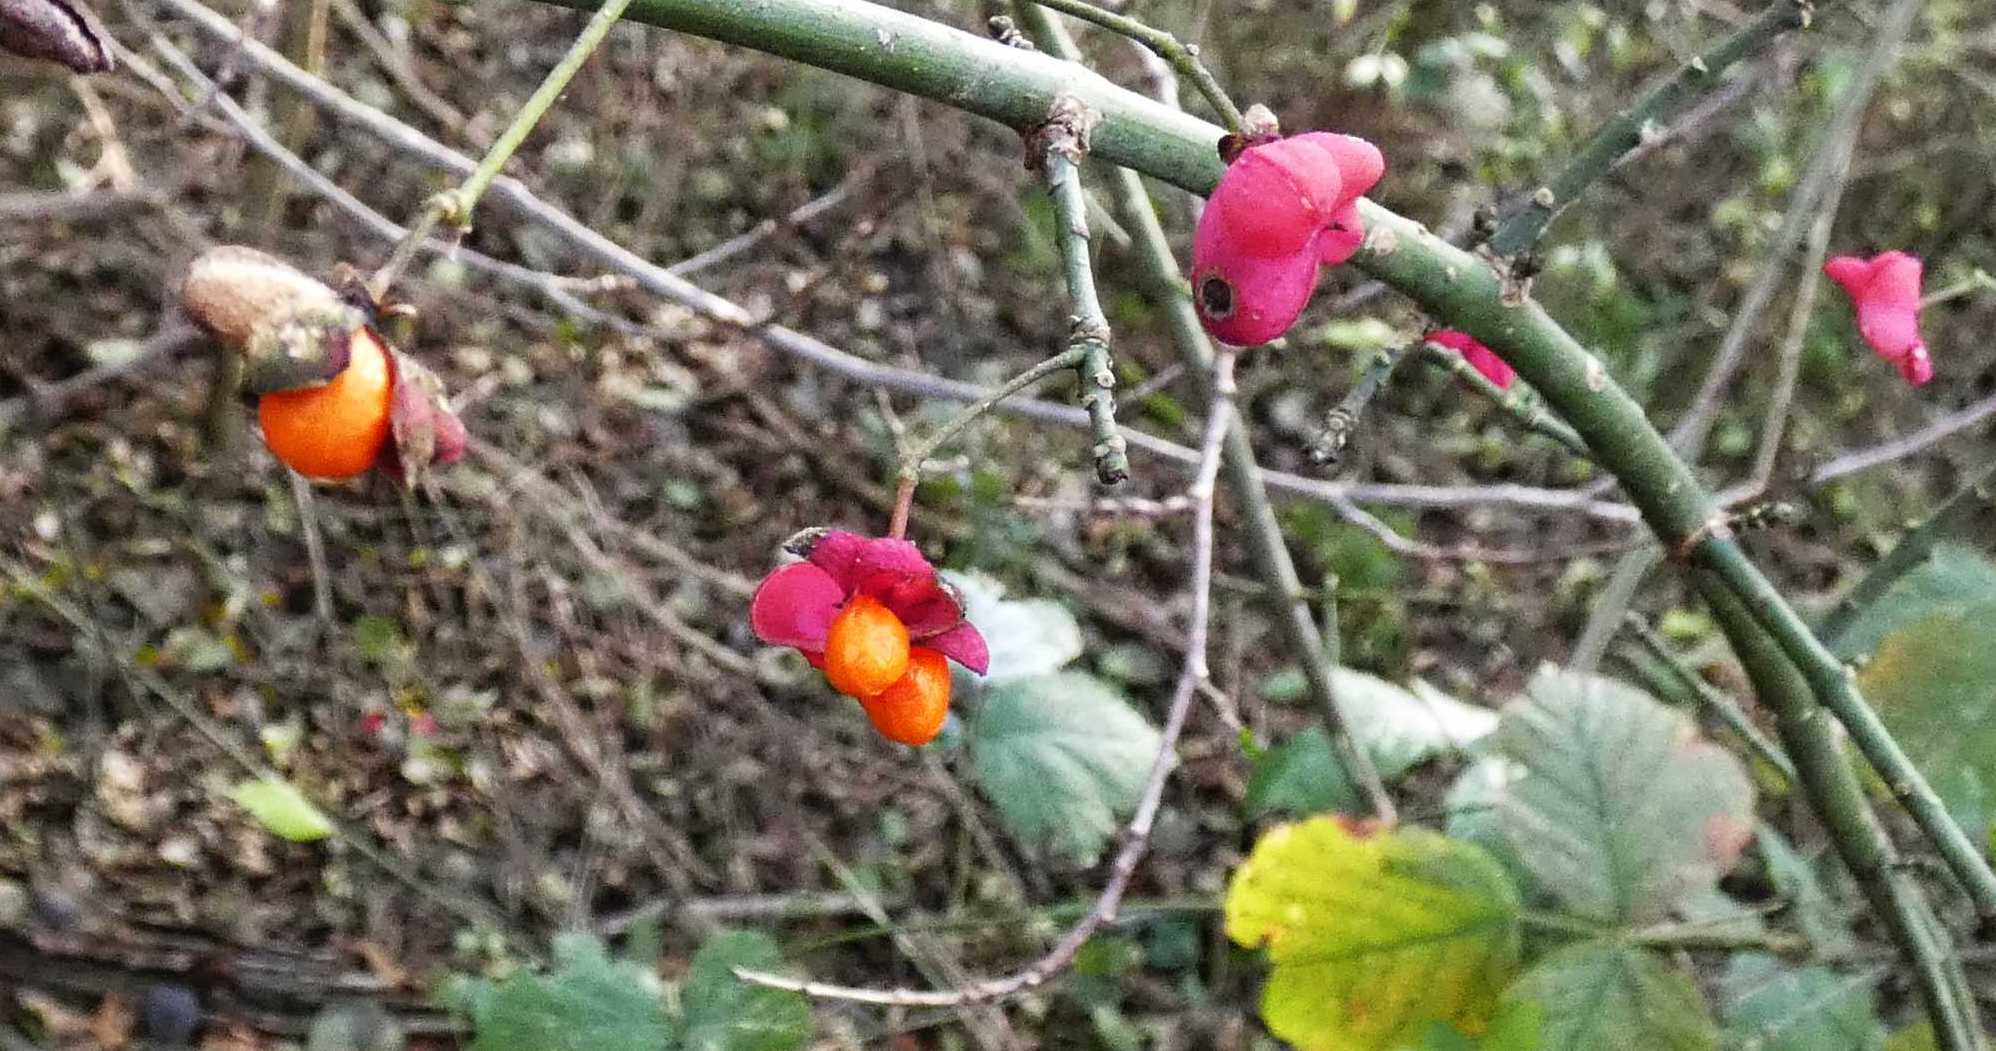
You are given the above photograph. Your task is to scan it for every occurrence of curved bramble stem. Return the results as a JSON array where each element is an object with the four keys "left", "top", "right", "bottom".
[
  {"left": 1420, "top": 341, "right": 1589, "bottom": 458},
  {"left": 1308, "top": 342, "right": 1411, "bottom": 466},
  {"left": 366, "top": 0, "right": 635, "bottom": 300},
  {"left": 1483, "top": 0, "right": 1816, "bottom": 256},
  {"left": 1819, "top": 461, "right": 1996, "bottom": 648},
  {"left": 1700, "top": 578, "right": 1981, "bottom": 1050},
  {"left": 1040, "top": 98, "right": 1130, "bottom": 485},
  {"left": 1025, "top": 0, "right": 1245, "bottom": 135}
]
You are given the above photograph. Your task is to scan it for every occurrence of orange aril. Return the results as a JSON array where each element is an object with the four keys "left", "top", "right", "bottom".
[
  {"left": 861, "top": 647, "right": 950, "bottom": 745},
  {"left": 257, "top": 328, "right": 394, "bottom": 479},
  {"left": 822, "top": 594, "right": 909, "bottom": 698}
]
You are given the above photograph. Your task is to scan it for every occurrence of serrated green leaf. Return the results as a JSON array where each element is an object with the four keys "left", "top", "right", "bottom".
[
  {"left": 1503, "top": 943, "right": 1718, "bottom": 1051},
  {"left": 229, "top": 777, "right": 335, "bottom": 842},
  {"left": 681, "top": 931, "right": 810, "bottom": 1051},
  {"left": 1225, "top": 817, "right": 1521, "bottom": 1051},
  {"left": 1721, "top": 954, "right": 1883, "bottom": 1051},
  {"left": 1854, "top": 602, "right": 1996, "bottom": 839},
  {"left": 1828, "top": 545, "right": 1996, "bottom": 659},
  {"left": 1246, "top": 671, "right": 1497, "bottom": 818},
  {"left": 1495, "top": 669, "right": 1755, "bottom": 923},
  {"left": 452, "top": 933, "right": 672, "bottom": 1051},
  {"left": 968, "top": 672, "right": 1162, "bottom": 863}
]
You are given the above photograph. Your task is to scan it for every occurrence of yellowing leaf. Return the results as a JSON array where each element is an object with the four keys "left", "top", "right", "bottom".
[
  {"left": 1225, "top": 817, "right": 1522, "bottom": 1051},
  {"left": 229, "top": 777, "right": 335, "bottom": 842}
]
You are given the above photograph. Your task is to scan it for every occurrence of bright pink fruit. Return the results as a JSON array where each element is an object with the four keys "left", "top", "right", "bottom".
[
  {"left": 1824, "top": 251, "right": 1932, "bottom": 386},
  {"left": 1192, "top": 131, "right": 1386, "bottom": 347},
  {"left": 1427, "top": 329, "right": 1516, "bottom": 391}
]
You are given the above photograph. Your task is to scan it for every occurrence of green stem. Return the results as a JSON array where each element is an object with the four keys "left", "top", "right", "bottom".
[
  {"left": 1921, "top": 269, "right": 1996, "bottom": 309},
  {"left": 1622, "top": 612, "right": 1796, "bottom": 787},
  {"left": 896, "top": 347, "right": 1086, "bottom": 479},
  {"left": 1484, "top": 0, "right": 1815, "bottom": 256},
  {"left": 1700, "top": 538, "right": 1996, "bottom": 926},
  {"left": 1016, "top": 1, "right": 1395, "bottom": 822},
  {"left": 1026, "top": 0, "right": 1245, "bottom": 134},
  {"left": 1700, "top": 577, "right": 1983, "bottom": 1051},
  {"left": 1308, "top": 342, "right": 1411, "bottom": 466},
  {"left": 1420, "top": 341, "right": 1589, "bottom": 458},
  {"left": 1041, "top": 109, "right": 1130, "bottom": 485},
  {"left": 1819, "top": 460, "right": 1996, "bottom": 648},
  {"left": 369, "top": 0, "right": 635, "bottom": 299}
]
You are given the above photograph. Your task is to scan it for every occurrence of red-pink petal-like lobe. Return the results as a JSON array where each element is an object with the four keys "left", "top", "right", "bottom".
[
  {"left": 872, "top": 574, "right": 965, "bottom": 639},
  {"left": 750, "top": 562, "right": 846, "bottom": 651},
  {"left": 1295, "top": 132, "right": 1385, "bottom": 202},
  {"left": 1203, "top": 136, "right": 1345, "bottom": 260},
  {"left": 924, "top": 622, "right": 990, "bottom": 675},
  {"left": 1318, "top": 202, "right": 1365, "bottom": 268},
  {"left": 1192, "top": 209, "right": 1323, "bottom": 347},
  {"left": 804, "top": 531, "right": 932, "bottom": 594},
  {"left": 1300, "top": 133, "right": 1382, "bottom": 265},
  {"left": 1429, "top": 329, "right": 1517, "bottom": 390},
  {"left": 1825, "top": 251, "right": 1930, "bottom": 386}
]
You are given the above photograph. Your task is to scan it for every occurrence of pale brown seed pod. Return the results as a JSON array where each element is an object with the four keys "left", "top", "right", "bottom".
[
  {"left": 177, "top": 246, "right": 367, "bottom": 394},
  {"left": 0, "top": 0, "right": 114, "bottom": 74}
]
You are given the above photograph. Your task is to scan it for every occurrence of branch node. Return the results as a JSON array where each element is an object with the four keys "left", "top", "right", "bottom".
[{"left": 1673, "top": 513, "right": 1736, "bottom": 562}]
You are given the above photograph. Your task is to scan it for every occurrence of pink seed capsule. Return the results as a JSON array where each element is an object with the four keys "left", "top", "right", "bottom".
[
  {"left": 1192, "top": 131, "right": 1386, "bottom": 347},
  {"left": 1824, "top": 251, "right": 1931, "bottom": 386}
]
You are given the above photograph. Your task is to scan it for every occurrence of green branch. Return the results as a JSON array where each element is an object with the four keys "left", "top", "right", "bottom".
[
  {"left": 1700, "top": 577, "right": 1982, "bottom": 1050},
  {"left": 370, "top": 0, "right": 635, "bottom": 298},
  {"left": 1040, "top": 102, "right": 1130, "bottom": 485},
  {"left": 1621, "top": 612, "right": 1796, "bottom": 787},
  {"left": 1484, "top": 0, "right": 1815, "bottom": 256},
  {"left": 1819, "top": 460, "right": 1996, "bottom": 648},
  {"left": 1025, "top": 0, "right": 1245, "bottom": 134}
]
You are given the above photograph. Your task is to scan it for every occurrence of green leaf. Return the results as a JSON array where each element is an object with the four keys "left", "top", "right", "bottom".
[
  {"left": 1720, "top": 954, "right": 1883, "bottom": 1051},
  {"left": 681, "top": 931, "right": 810, "bottom": 1051},
  {"left": 1246, "top": 671, "right": 1498, "bottom": 818},
  {"left": 945, "top": 571, "right": 1083, "bottom": 682},
  {"left": 1503, "top": 943, "right": 1718, "bottom": 1051},
  {"left": 1225, "top": 817, "right": 1521, "bottom": 1051},
  {"left": 968, "top": 672, "right": 1162, "bottom": 863},
  {"left": 229, "top": 777, "right": 335, "bottom": 842},
  {"left": 1854, "top": 602, "right": 1996, "bottom": 839},
  {"left": 1828, "top": 545, "right": 1996, "bottom": 659},
  {"left": 450, "top": 933, "right": 672, "bottom": 1051},
  {"left": 1495, "top": 669, "right": 1755, "bottom": 923},
  {"left": 1755, "top": 825, "right": 1855, "bottom": 958}
]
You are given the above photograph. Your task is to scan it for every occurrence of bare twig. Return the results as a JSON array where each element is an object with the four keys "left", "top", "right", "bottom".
[
  {"left": 367, "top": 0, "right": 636, "bottom": 299},
  {"left": 1621, "top": 613, "right": 1795, "bottom": 784},
  {"left": 1021, "top": 2, "right": 1396, "bottom": 820},
  {"left": 1750, "top": 208, "right": 1838, "bottom": 489},
  {"left": 1308, "top": 342, "right": 1411, "bottom": 466},
  {"left": 1041, "top": 95, "right": 1130, "bottom": 485},
  {"left": 1671, "top": 0, "right": 1914, "bottom": 457},
  {"left": 1484, "top": 0, "right": 1816, "bottom": 255},
  {"left": 1027, "top": 0, "right": 1243, "bottom": 133}
]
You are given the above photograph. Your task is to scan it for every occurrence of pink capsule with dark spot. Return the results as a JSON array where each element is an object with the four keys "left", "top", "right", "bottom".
[{"left": 1191, "top": 132, "right": 1385, "bottom": 347}]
